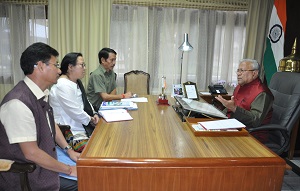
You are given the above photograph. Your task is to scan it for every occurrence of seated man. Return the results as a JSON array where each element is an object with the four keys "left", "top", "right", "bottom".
[
  {"left": 215, "top": 59, "right": 274, "bottom": 129},
  {"left": 87, "top": 48, "right": 132, "bottom": 111},
  {"left": 0, "top": 42, "right": 80, "bottom": 191}
]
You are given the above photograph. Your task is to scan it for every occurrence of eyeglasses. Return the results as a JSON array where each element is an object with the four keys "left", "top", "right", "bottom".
[
  {"left": 236, "top": 69, "right": 255, "bottom": 73},
  {"left": 46, "top": 62, "right": 60, "bottom": 68},
  {"left": 77, "top": 63, "right": 86, "bottom": 68}
]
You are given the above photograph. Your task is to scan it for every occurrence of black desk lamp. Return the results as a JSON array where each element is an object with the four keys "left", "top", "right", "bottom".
[{"left": 178, "top": 33, "right": 193, "bottom": 84}]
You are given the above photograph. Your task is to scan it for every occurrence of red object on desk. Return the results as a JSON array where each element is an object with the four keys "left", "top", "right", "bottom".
[{"left": 157, "top": 98, "right": 169, "bottom": 105}]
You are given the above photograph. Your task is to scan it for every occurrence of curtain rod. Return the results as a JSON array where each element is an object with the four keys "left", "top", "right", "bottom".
[{"left": 0, "top": 0, "right": 249, "bottom": 10}]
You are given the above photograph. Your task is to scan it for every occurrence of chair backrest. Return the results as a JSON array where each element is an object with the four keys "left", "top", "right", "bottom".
[
  {"left": 124, "top": 70, "right": 150, "bottom": 95},
  {"left": 269, "top": 72, "right": 300, "bottom": 135}
]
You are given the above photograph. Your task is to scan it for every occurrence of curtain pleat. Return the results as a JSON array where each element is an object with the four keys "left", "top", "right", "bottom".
[
  {"left": 243, "top": 0, "right": 273, "bottom": 80},
  {"left": 110, "top": 5, "right": 247, "bottom": 94},
  {"left": 48, "top": 0, "right": 112, "bottom": 87},
  {"left": 0, "top": 4, "right": 47, "bottom": 100}
]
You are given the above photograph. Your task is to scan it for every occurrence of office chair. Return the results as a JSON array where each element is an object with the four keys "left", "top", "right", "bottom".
[
  {"left": 124, "top": 70, "right": 150, "bottom": 95},
  {"left": 248, "top": 72, "right": 300, "bottom": 157},
  {"left": 0, "top": 159, "right": 36, "bottom": 191}
]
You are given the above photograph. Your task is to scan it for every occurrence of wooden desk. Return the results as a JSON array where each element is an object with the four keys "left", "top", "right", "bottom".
[{"left": 77, "top": 95, "right": 285, "bottom": 191}]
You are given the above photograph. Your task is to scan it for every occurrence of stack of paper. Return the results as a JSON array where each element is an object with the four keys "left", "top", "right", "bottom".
[
  {"left": 99, "top": 101, "right": 137, "bottom": 110},
  {"left": 98, "top": 109, "right": 133, "bottom": 122},
  {"left": 198, "top": 119, "right": 246, "bottom": 130}
]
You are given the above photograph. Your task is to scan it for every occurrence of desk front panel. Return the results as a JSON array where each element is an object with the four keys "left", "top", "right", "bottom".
[{"left": 77, "top": 95, "right": 285, "bottom": 191}]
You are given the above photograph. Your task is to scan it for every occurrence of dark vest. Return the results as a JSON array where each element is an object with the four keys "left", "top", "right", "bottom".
[
  {"left": 229, "top": 78, "right": 273, "bottom": 125},
  {"left": 0, "top": 81, "right": 59, "bottom": 191}
]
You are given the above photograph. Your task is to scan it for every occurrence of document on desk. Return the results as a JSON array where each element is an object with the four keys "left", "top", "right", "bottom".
[
  {"left": 99, "top": 109, "right": 133, "bottom": 122},
  {"left": 198, "top": 118, "right": 246, "bottom": 130},
  {"left": 121, "top": 97, "right": 148, "bottom": 102}
]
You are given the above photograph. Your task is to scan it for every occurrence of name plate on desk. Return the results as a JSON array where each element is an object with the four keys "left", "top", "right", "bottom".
[{"left": 186, "top": 118, "right": 249, "bottom": 136}]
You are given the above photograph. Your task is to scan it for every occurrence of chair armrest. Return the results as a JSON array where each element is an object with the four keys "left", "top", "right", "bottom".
[
  {"left": 248, "top": 124, "right": 290, "bottom": 154},
  {"left": 248, "top": 124, "right": 287, "bottom": 133},
  {"left": 9, "top": 162, "right": 36, "bottom": 173}
]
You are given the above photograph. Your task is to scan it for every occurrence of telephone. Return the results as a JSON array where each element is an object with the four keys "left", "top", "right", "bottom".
[{"left": 208, "top": 85, "right": 228, "bottom": 94}]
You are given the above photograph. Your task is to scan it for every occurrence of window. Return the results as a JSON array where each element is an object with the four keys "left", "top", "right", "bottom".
[
  {"left": 110, "top": 5, "right": 247, "bottom": 94},
  {"left": 0, "top": 4, "right": 48, "bottom": 85}
]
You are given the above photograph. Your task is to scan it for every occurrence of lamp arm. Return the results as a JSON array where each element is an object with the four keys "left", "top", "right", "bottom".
[{"left": 180, "top": 51, "right": 184, "bottom": 84}]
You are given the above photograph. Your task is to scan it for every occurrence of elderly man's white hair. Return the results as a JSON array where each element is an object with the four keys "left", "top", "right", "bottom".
[{"left": 239, "top": 59, "right": 260, "bottom": 71}]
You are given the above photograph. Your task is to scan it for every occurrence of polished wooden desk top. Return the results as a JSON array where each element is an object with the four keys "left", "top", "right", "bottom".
[{"left": 79, "top": 95, "right": 283, "bottom": 167}]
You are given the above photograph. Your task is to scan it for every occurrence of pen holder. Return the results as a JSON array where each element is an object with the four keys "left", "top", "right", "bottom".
[{"left": 157, "top": 94, "right": 169, "bottom": 105}]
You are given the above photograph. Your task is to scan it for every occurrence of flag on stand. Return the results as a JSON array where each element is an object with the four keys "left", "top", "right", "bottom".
[{"left": 263, "top": 0, "right": 286, "bottom": 85}]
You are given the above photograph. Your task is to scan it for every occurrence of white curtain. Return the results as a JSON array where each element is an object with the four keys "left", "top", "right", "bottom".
[
  {"left": 48, "top": 0, "right": 112, "bottom": 87},
  {"left": 110, "top": 5, "right": 247, "bottom": 95},
  {"left": 0, "top": 3, "right": 47, "bottom": 100}
]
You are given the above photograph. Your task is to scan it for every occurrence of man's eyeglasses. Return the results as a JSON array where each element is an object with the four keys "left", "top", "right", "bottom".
[
  {"left": 236, "top": 69, "right": 255, "bottom": 73},
  {"left": 77, "top": 63, "right": 86, "bottom": 68},
  {"left": 45, "top": 62, "right": 60, "bottom": 68}
]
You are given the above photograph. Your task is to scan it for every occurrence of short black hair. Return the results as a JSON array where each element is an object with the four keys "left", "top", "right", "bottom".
[
  {"left": 20, "top": 42, "right": 59, "bottom": 75},
  {"left": 60, "top": 52, "right": 83, "bottom": 75},
  {"left": 98, "top": 48, "right": 117, "bottom": 64}
]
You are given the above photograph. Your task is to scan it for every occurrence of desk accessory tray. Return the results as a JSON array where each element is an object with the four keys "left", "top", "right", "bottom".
[{"left": 185, "top": 118, "right": 249, "bottom": 136}]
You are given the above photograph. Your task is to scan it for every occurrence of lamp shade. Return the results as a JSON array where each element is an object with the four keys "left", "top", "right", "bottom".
[{"left": 178, "top": 33, "right": 193, "bottom": 52}]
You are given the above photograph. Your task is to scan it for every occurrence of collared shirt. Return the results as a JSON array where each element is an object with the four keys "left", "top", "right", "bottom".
[
  {"left": 87, "top": 64, "right": 117, "bottom": 110},
  {"left": 0, "top": 77, "right": 50, "bottom": 144},
  {"left": 49, "top": 78, "right": 90, "bottom": 139}
]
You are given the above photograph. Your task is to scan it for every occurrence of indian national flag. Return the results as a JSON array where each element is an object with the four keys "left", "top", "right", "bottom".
[{"left": 263, "top": 0, "right": 286, "bottom": 85}]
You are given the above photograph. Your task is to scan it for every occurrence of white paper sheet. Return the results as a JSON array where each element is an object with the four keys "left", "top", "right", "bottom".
[
  {"left": 121, "top": 97, "right": 148, "bottom": 102},
  {"left": 99, "top": 109, "right": 133, "bottom": 122},
  {"left": 198, "top": 119, "right": 245, "bottom": 130}
]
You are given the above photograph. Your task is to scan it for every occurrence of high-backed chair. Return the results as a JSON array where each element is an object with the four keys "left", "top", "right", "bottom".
[
  {"left": 0, "top": 159, "right": 36, "bottom": 191},
  {"left": 248, "top": 72, "right": 300, "bottom": 157},
  {"left": 124, "top": 70, "right": 150, "bottom": 95}
]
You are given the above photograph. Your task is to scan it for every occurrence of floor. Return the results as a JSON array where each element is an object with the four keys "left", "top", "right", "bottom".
[{"left": 282, "top": 159, "right": 300, "bottom": 191}]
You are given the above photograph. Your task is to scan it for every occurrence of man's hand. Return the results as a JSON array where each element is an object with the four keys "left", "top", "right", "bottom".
[
  {"left": 90, "top": 114, "right": 100, "bottom": 126},
  {"left": 70, "top": 165, "right": 77, "bottom": 177},
  {"left": 214, "top": 95, "right": 237, "bottom": 112},
  {"left": 67, "top": 149, "right": 80, "bottom": 162},
  {"left": 124, "top": 92, "right": 132, "bottom": 98}
]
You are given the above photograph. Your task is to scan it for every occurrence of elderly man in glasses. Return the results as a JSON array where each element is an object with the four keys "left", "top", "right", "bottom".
[{"left": 215, "top": 59, "right": 274, "bottom": 129}]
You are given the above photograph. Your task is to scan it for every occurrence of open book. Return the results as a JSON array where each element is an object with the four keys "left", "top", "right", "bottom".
[{"left": 99, "top": 109, "right": 133, "bottom": 122}]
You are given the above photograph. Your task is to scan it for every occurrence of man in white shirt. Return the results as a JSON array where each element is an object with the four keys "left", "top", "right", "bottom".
[{"left": 0, "top": 42, "right": 80, "bottom": 191}]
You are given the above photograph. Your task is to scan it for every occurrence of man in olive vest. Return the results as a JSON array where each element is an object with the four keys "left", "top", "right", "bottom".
[{"left": 0, "top": 42, "right": 80, "bottom": 191}]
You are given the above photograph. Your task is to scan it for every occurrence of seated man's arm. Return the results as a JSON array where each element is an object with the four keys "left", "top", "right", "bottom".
[
  {"left": 54, "top": 124, "right": 80, "bottom": 161},
  {"left": 100, "top": 89, "right": 132, "bottom": 101},
  {"left": 19, "top": 141, "right": 77, "bottom": 177},
  {"left": 89, "top": 74, "right": 132, "bottom": 102},
  {"left": 1, "top": 100, "right": 77, "bottom": 177},
  {"left": 231, "top": 92, "right": 273, "bottom": 127}
]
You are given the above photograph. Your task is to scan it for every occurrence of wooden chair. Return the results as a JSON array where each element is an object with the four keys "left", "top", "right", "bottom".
[{"left": 124, "top": 70, "right": 150, "bottom": 95}]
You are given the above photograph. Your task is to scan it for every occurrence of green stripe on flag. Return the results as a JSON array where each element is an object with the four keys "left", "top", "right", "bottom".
[{"left": 263, "top": 38, "right": 278, "bottom": 85}]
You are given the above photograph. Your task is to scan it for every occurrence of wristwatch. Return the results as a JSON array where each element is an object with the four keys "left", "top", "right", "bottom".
[{"left": 64, "top": 145, "right": 72, "bottom": 153}]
